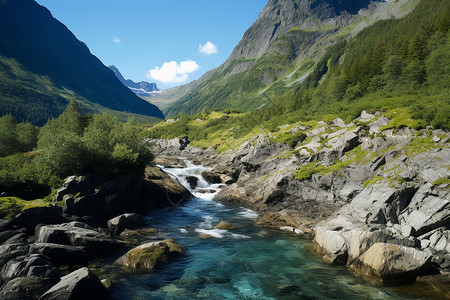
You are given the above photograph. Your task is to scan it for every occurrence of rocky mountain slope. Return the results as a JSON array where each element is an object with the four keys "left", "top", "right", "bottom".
[
  {"left": 150, "top": 111, "right": 450, "bottom": 290},
  {"left": 161, "top": 0, "right": 419, "bottom": 116},
  {"left": 107, "top": 65, "right": 159, "bottom": 98},
  {"left": 0, "top": 0, "right": 164, "bottom": 125}
]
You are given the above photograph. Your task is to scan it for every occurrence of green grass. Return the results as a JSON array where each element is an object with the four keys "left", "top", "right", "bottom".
[
  {"left": 0, "top": 196, "right": 51, "bottom": 220},
  {"left": 295, "top": 145, "right": 368, "bottom": 180}
]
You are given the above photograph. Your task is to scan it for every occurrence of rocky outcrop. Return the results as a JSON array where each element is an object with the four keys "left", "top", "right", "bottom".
[
  {"left": 350, "top": 243, "right": 432, "bottom": 284},
  {"left": 35, "top": 222, "right": 121, "bottom": 256},
  {"left": 56, "top": 165, "right": 192, "bottom": 222},
  {"left": 150, "top": 110, "right": 450, "bottom": 285},
  {"left": 39, "top": 267, "right": 110, "bottom": 300},
  {"left": 142, "top": 166, "right": 192, "bottom": 207},
  {"left": 114, "top": 239, "right": 185, "bottom": 272}
]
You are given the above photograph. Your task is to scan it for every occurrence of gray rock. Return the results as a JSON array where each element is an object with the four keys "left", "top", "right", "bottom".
[
  {"left": 350, "top": 242, "right": 431, "bottom": 284},
  {"left": 9, "top": 206, "right": 67, "bottom": 234},
  {"left": 0, "top": 276, "right": 55, "bottom": 300},
  {"left": 312, "top": 227, "right": 348, "bottom": 264},
  {"left": 0, "top": 244, "right": 30, "bottom": 270},
  {"left": 201, "top": 171, "right": 222, "bottom": 184},
  {"left": 29, "top": 243, "right": 89, "bottom": 267},
  {"left": 35, "top": 222, "right": 120, "bottom": 256},
  {"left": 2, "top": 232, "right": 28, "bottom": 245},
  {"left": 401, "top": 185, "right": 450, "bottom": 236},
  {"left": 55, "top": 175, "right": 94, "bottom": 203},
  {"left": 39, "top": 267, "right": 110, "bottom": 300},
  {"left": 186, "top": 176, "right": 199, "bottom": 189},
  {"left": 106, "top": 213, "right": 147, "bottom": 235},
  {"left": 1, "top": 254, "right": 59, "bottom": 285},
  {"left": 0, "top": 229, "right": 26, "bottom": 245}
]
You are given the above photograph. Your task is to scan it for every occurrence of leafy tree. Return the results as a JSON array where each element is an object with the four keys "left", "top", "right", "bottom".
[{"left": 0, "top": 115, "right": 19, "bottom": 157}]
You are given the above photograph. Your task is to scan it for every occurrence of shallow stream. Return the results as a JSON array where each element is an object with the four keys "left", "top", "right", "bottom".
[{"left": 99, "top": 160, "right": 434, "bottom": 299}]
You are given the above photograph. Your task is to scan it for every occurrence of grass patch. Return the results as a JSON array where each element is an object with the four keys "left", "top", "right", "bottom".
[
  {"left": 295, "top": 145, "right": 367, "bottom": 180},
  {"left": 432, "top": 177, "right": 450, "bottom": 186},
  {"left": 0, "top": 196, "right": 50, "bottom": 219}
]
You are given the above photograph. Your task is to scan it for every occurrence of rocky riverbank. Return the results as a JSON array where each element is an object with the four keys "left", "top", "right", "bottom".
[
  {"left": 150, "top": 110, "right": 450, "bottom": 294},
  {"left": 0, "top": 165, "right": 191, "bottom": 300}
]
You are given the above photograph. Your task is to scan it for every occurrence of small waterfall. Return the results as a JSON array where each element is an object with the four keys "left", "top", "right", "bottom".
[{"left": 157, "top": 159, "right": 224, "bottom": 201}]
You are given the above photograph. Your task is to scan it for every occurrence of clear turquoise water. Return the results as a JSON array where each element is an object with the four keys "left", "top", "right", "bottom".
[{"left": 98, "top": 162, "right": 432, "bottom": 299}]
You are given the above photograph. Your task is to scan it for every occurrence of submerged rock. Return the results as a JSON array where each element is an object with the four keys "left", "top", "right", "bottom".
[
  {"left": 114, "top": 239, "right": 185, "bottom": 272},
  {"left": 350, "top": 242, "right": 431, "bottom": 284},
  {"left": 214, "top": 221, "right": 236, "bottom": 230}
]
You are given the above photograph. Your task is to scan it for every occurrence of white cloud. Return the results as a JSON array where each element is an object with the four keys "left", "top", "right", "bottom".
[
  {"left": 199, "top": 41, "right": 218, "bottom": 55},
  {"left": 147, "top": 60, "right": 200, "bottom": 84},
  {"left": 112, "top": 36, "right": 121, "bottom": 44}
]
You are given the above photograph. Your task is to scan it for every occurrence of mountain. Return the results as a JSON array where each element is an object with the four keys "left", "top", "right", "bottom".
[
  {"left": 107, "top": 65, "right": 159, "bottom": 98},
  {"left": 0, "top": 0, "right": 164, "bottom": 125},
  {"left": 162, "top": 0, "right": 420, "bottom": 116}
]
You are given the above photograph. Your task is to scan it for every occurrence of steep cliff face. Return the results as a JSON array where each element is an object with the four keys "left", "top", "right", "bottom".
[{"left": 162, "top": 0, "right": 419, "bottom": 116}]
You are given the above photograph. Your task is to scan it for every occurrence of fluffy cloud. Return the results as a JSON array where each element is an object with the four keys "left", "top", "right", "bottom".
[
  {"left": 147, "top": 60, "right": 200, "bottom": 84},
  {"left": 112, "top": 36, "right": 121, "bottom": 44},
  {"left": 199, "top": 41, "right": 218, "bottom": 55}
]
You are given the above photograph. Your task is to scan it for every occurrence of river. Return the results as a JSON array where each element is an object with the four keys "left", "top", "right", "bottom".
[{"left": 97, "top": 160, "right": 432, "bottom": 299}]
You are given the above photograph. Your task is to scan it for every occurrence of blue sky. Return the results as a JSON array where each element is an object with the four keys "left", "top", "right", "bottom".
[{"left": 35, "top": 0, "right": 268, "bottom": 89}]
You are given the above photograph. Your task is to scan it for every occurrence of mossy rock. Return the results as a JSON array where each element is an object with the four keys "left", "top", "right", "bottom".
[
  {"left": 114, "top": 238, "right": 185, "bottom": 272},
  {"left": 214, "top": 221, "right": 236, "bottom": 230}
]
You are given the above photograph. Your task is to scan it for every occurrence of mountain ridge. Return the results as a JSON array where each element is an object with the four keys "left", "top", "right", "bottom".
[
  {"left": 107, "top": 65, "right": 159, "bottom": 98},
  {"left": 0, "top": 0, "right": 164, "bottom": 125},
  {"left": 160, "top": 0, "right": 420, "bottom": 116}
]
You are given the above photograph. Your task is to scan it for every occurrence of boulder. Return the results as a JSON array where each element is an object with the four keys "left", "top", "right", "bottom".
[
  {"left": 39, "top": 267, "right": 110, "bottom": 300},
  {"left": 55, "top": 175, "right": 94, "bottom": 203},
  {"left": 0, "top": 276, "right": 55, "bottom": 300},
  {"left": 142, "top": 166, "right": 192, "bottom": 207},
  {"left": 0, "top": 228, "right": 26, "bottom": 245},
  {"left": 0, "top": 243, "right": 30, "bottom": 270},
  {"left": 214, "top": 221, "right": 236, "bottom": 230},
  {"left": 1, "top": 254, "right": 59, "bottom": 285},
  {"left": 2, "top": 232, "right": 28, "bottom": 245},
  {"left": 62, "top": 174, "right": 137, "bottom": 221},
  {"left": 186, "top": 176, "right": 199, "bottom": 189},
  {"left": 29, "top": 243, "right": 89, "bottom": 266},
  {"left": 9, "top": 206, "right": 68, "bottom": 234},
  {"left": 401, "top": 185, "right": 450, "bottom": 236},
  {"left": 106, "top": 213, "right": 147, "bottom": 235},
  {"left": 350, "top": 242, "right": 431, "bottom": 284},
  {"left": 35, "top": 222, "right": 121, "bottom": 256},
  {"left": 154, "top": 156, "right": 187, "bottom": 168},
  {"left": 312, "top": 227, "right": 348, "bottom": 264},
  {"left": 114, "top": 239, "right": 185, "bottom": 272},
  {"left": 201, "top": 171, "right": 222, "bottom": 184}
]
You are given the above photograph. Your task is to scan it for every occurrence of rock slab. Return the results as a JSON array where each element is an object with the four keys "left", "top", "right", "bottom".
[{"left": 39, "top": 267, "right": 109, "bottom": 300}]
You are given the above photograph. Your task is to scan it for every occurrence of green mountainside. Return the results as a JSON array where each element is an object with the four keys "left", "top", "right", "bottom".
[
  {"left": 162, "top": 0, "right": 426, "bottom": 117},
  {"left": 0, "top": 0, "right": 164, "bottom": 125},
  {"left": 147, "top": 0, "right": 449, "bottom": 144}
]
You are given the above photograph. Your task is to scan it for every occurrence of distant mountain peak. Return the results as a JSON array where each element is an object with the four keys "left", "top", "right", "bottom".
[{"left": 107, "top": 65, "right": 159, "bottom": 97}]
